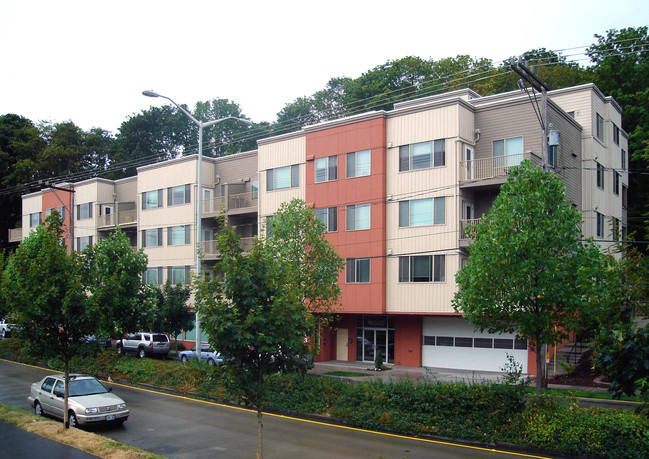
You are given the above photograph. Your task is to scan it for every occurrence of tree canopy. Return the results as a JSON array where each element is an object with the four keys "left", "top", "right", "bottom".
[{"left": 452, "top": 161, "right": 606, "bottom": 393}]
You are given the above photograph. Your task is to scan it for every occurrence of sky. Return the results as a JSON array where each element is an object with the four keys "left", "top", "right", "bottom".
[{"left": 0, "top": 0, "right": 647, "bottom": 134}]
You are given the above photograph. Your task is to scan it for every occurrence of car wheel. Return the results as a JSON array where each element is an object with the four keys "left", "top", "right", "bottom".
[
  {"left": 34, "top": 401, "right": 42, "bottom": 416},
  {"left": 207, "top": 358, "right": 215, "bottom": 366},
  {"left": 116, "top": 344, "right": 123, "bottom": 356},
  {"left": 181, "top": 355, "right": 188, "bottom": 363},
  {"left": 138, "top": 347, "right": 146, "bottom": 359},
  {"left": 68, "top": 411, "right": 78, "bottom": 428}
]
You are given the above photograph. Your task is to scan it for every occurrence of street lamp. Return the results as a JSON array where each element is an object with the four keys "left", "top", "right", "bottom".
[{"left": 142, "top": 90, "right": 252, "bottom": 360}]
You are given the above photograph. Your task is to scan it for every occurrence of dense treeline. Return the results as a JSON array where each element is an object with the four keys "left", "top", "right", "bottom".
[{"left": 1, "top": 26, "right": 647, "bottom": 248}]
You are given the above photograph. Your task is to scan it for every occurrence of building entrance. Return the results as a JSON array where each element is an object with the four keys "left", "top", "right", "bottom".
[{"left": 356, "top": 316, "right": 394, "bottom": 364}]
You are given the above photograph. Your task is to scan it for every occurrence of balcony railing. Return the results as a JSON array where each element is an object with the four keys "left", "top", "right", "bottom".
[
  {"left": 201, "top": 237, "right": 254, "bottom": 259},
  {"left": 202, "top": 192, "right": 258, "bottom": 215},
  {"left": 459, "top": 218, "right": 481, "bottom": 240},
  {"left": 97, "top": 209, "right": 137, "bottom": 228},
  {"left": 459, "top": 152, "right": 541, "bottom": 182},
  {"left": 8, "top": 228, "right": 22, "bottom": 243}
]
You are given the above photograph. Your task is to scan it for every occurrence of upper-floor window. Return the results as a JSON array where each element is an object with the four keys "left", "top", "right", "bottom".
[
  {"left": 494, "top": 136, "right": 523, "bottom": 167},
  {"left": 346, "top": 257, "right": 370, "bottom": 283},
  {"left": 621, "top": 149, "right": 627, "bottom": 170},
  {"left": 596, "top": 212, "right": 605, "bottom": 238},
  {"left": 168, "top": 225, "right": 191, "bottom": 246},
  {"left": 168, "top": 184, "right": 190, "bottom": 206},
  {"left": 168, "top": 266, "right": 191, "bottom": 285},
  {"left": 399, "top": 140, "right": 445, "bottom": 171},
  {"left": 596, "top": 162, "right": 605, "bottom": 189},
  {"left": 596, "top": 113, "right": 605, "bottom": 142},
  {"left": 399, "top": 197, "right": 445, "bottom": 227},
  {"left": 142, "top": 189, "right": 163, "bottom": 210},
  {"left": 29, "top": 212, "right": 42, "bottom": 228},
  {"left": 622, "top": 185, "right": 628, "bottom": 209},
  {"left": 347, "top": 149, "right": 371, "bottom": 177},
  {"left": 77, "top": 236, "right": 93, "bottom": 252},
  {"left": 548, "top": 145, "right": 557, "bottom": 168},
  {"left": 77, "top": 202, "right": 93, "bottom": 220},
  {"left": 613, "top": 123, "right": 620, "bottom": 146},
  {"left": 145, "top": 267, "right": 163, "bottom": 285},
  {"left": 346, "top": 203, "right": 370, "bottom": 230},
  {"left": 316, "top": 207, "right": 338, "bottom": 232},
  {"left": 267, "top": 165, "right": 299, "bottom": 191},
  {"left": 45, "top": 206, "right": 66, "bottom": 220},
  {"left": 614, "top": 172, "right": 620, "bottom": 196},
  {"left": 398, "top": 255, "right": 445, "bottom": 282},
  {"left": 252, "top": 179, "right": 259, "bottom": 200},
  {"left": 142, "top": 228, "right": 163, "bottom": 248},
  {"left": 315, "top": 156, "right": 338, "bottom": 183}
]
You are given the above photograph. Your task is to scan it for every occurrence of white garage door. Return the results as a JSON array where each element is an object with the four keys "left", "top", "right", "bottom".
[{"left": 422, "top": 317, "right": 528, "bottom": 373}]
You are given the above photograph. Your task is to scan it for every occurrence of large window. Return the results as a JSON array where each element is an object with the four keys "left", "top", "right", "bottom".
[
  {"left": 77, "top": 202, "right": 93, "bottom": 220},
  {"left": 145, "top": 267, "right": 163, "bottom": 285},
  {"left": 614, "top": 172, "right": 620, "bottom": 196},
  {"left": 316, "top": 207, "right": 337, "bottom": 232},
  {"left": 346, "top": 258, "right": 370, "bottom": 283},
  {"left": 493, "top": 136, "right": 523, "bottom": 167},
  {"left": 399, "top": 255, "right": 445, "bottom": 282},
  {"left": 596, "top": 113, "right": 605, "bottom": 141},
  {"left": 622, "top": 149, "right": 627, "bottom": 170},
  {"left": 315, "top": 156, "right": 338, "bottom": 183},
  {"left": 399, "top": 197, "right": 445, "bottom": 227},
  {"left": 29, "top": 212, "right": 42, "bottom": 228},
  {"left": 399, "top": 139, "right": 445, "bottom": 171},
  {"left": 76, "top": 236, "right": 92, "bottom": 252},
  {"left": 168, "top": 266, "right": 191, "bottom": 285},
  {"left": 346, "top": 149, "right": 371, "bottom": 178},
  {"left": 613, "top": 123, "right": 620, "bottom": 146},
  {"left": 142, "top": 228, "right": 163, "bottom": 247},
  {"left": 596, "top": 212, "right": 605, "bottom": 238},
  {"left": 596, "top": 162, "right": 605, "bottom": 189},
  {"left": 168, "top": 225, "right": 191, "bottom": 245},
  {"left": 45, "top": 206, "right": 66, "bottom": 220},
  {"left": 168, "top": 184, "right": 190, "bottom": 206},
  {"left": 266, "top": 165, "right": 299, "bottom": 191},
  {"left": 622, "top": 185, "right": 628, "bottom": 209},
  {"left": 346, "top": 203, "right": 370, "bottom": 230},
  {"left": 142, "top": 189, "right": 163, "bottom": 210}
]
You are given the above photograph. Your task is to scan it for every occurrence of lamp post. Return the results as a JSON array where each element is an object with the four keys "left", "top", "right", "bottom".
[{"left": 142, "top": 90, "right": 252, "bottom": 360}]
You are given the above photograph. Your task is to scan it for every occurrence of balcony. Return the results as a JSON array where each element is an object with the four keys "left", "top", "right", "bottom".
[
  {"left": 97, "top": 209, "right": 137, "bottom": 230},
  {"left": 202, "top": 191, "right": 258, "bottom": 218},
  {"left": 459, "top": 218, "right": 481, "bottom": 247},
  {"left": 459, "top": 152, "right": 541, "bottom": 186},
  {"left": 201, "top": 237, "right": 254, "bottom": 260},
  {"left": 8, "top": 228, "right": 22, "bottom": 243}
]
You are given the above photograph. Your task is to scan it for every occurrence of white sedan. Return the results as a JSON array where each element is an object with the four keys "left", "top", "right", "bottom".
[{"left": 28, "top": 374, "right": 129, "bottom": 427}]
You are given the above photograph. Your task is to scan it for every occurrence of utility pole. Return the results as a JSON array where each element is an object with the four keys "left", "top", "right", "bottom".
[{"left": 510, "top": 60, "right": 551, "bottom": 172}]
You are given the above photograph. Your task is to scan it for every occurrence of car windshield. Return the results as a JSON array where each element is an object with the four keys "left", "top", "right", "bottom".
[{"left": 69, "top": 378, "right": 109, "bottom": 396}]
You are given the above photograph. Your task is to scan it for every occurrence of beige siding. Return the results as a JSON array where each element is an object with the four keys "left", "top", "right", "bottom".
[
  {"left": 548, "top": 105, "right": 582, "bottom": 207},
  {"left": 387, "top": 105, "right": 461, "bottom": 148},
  {"left": 22, "top": 193, "right": 42, "bottom": 238},
  {"left": 114, "top": 177, "right": 137, "bottom": 202}
]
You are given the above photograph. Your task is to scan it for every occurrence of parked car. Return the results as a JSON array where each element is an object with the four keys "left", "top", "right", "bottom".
[
  {"left": 27, "top": 374, "right": 128, "bottom": 427},
  {"left": 0, "top": 318, "right": 15, "bottom": 338},
  {"left": 81, "top": 335, "right": 112, "bottom": 348},
  {"left": 116, "top": 332, "right": 170, "bottom": 358},
  {"left": 178, "top": 344, "right": 223, "bottom": 366}
]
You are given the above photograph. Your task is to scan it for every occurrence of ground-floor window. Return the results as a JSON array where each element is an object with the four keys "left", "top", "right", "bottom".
[{"left": 356, "top": 315, "right": 394, "bottom": 364}]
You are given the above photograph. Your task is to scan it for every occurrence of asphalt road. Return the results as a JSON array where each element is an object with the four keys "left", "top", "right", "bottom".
[{"left": 0, "top": 358, "right": 551, "bottom": 459}]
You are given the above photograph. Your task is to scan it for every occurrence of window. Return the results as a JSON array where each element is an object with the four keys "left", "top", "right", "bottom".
[
  {"left": 315, "top": 156, "right": 338, "bottom": 182},
  {"left": 399, "top": 197, "right": 445, "bottom": 227},
  {"left": 45, "top": 206, "right": 66, "bottom": 220},
  {"left": 346, "top": 149, "right": 371, "bottom": 177},
  {"left": 622, "top": 185, "right": 628, "bottom": 209},
  {"left": 252, "top": 179, "right": 259, "bottom": 200},
  {"left": 346, "top": 258, "right": 370, "bottom": 283},
  {"left": 548, "top": 145, "right": 557, "bottom": 167},
  {"left": 596, "top": 162, "right": 605, "bottom": 189},
  {"left": 29, "top": 212, "right": 41, "bottom": 228},
  {"left": 613, "top": 123, "right": 620, "bottom": 146},
  {"left": 77, "top": 202, "right": 93, "bottom": 220},
  {"left": 168, "top": 184, "right": 190, "bottom": 206},
  {"left": 142, "top": 189, "right": 163, "bottom": 210},
  {"left": 399, "top": 255, "right": 445, "bottom": 282},
  {"left": 77, "top": 236, "right": 92, "bottom": 252},
  {"left": 142, "top": 228, "right": 163, "bottom": 247},
  {"left": 614, "top": 172, "right": 620, "bottom": 196},
  {"left": 346, "top": 203, "right": 370, "bottom": 230},
  {"left": 494, "top": 136, "right": 523, "bottom": 167},
  {"left": 596, "top": 212, "right": 605, "bottom": 238},
  {"left": 145, "top": 267, "right": 163, "bottom": 285},
  {"left": 399, "top": 139, "right": 445, "bottom": 171},
  {"left": 168, "top": 266, "right": 191, "bottom": 285},
  {"left": 316, "top": 207, "right": 337, "bottom": 232},
  {"left": 596, "top": 113, "right": 605, "bottom": 141},
  {"left": 265, "top": 216, "right": 274, "bottom": 237},
  {"left": 621, "top": 149, "right": 627, "bottom": 170},
  {"left": 168, "top": 225, "right": 191, "bottom": 245},
  {"left": 266, "top": 165, "right": 299, "bottom": 191}
]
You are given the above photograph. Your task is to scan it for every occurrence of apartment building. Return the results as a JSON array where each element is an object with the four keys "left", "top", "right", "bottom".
[{"left": 12, "top": 83, "right": 627, "bottom": 375}]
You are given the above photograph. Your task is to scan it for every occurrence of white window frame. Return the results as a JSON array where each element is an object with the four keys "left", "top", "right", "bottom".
[
  {"left": 399, "top": 197, "right": 445, "bottom": 227},
  {"left": 346, "top": 149, "right": 371, "bottom": 178},
  {"left": 266, "top": 165, "right": 299, "bottom": 191},
  {"left": 77, "top": 202, "right": 93, "bottom": 220},
  {"left": 316, "top": 207, "right": 337, "bottom": 233},
  {"left": 346, "top": 257, "right": 370, "bottom": 283},
  {"left": 315, "top": 156, "right": 338, "bottom": 183},
  {"left": 493, "top": 136, "right": 523, "bottom": 167},
  {"left": 168, "top": 225, "right": 191, "bottom": 246},
  {"left": 29, "top": 212, "right": 42, "bottom": 227},
  {"left": 346, "top": 203, "right": 370, "bottom": 231},
  {"left": 142, "top": 189, "right": 163, "bottom": 210}
]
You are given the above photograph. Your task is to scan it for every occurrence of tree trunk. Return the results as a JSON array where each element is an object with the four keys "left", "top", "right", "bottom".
[
  {"left": 257, "top": 405, "right": 263, "bottom": 459},
  {"left": 535, "top": 343, "right": 544, "bottom": 394},
  {"left": 64, "top": 360, "right": 70, "bottom": 428}
]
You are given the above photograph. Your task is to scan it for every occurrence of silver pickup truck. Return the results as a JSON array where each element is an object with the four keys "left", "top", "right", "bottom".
[{"left": 0, "top": 319, "right": 14, "bottom": 338}]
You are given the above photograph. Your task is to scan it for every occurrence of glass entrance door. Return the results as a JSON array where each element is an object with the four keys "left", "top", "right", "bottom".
[{"left": 360, "top": 328, "right": 393, "bottom": 364}]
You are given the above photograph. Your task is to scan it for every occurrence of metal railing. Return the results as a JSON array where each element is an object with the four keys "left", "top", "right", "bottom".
[
  {"left": 202, "top": 192, "right": 257, "bottom": 215},
  {"left": 97, "top": 209, "right": 137, "bottom": 227},
  {"left": 459, "top": 218, "right": 481, "bottom": 240},
  {"left": 459, "top": 152, "right": 541, "bottom": 181},
  {"left": 201, "top": 237, "right": 254, "bottom": 258},
  {"left": 8, "top": 228, "right": 22, "bottom": 243}
]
